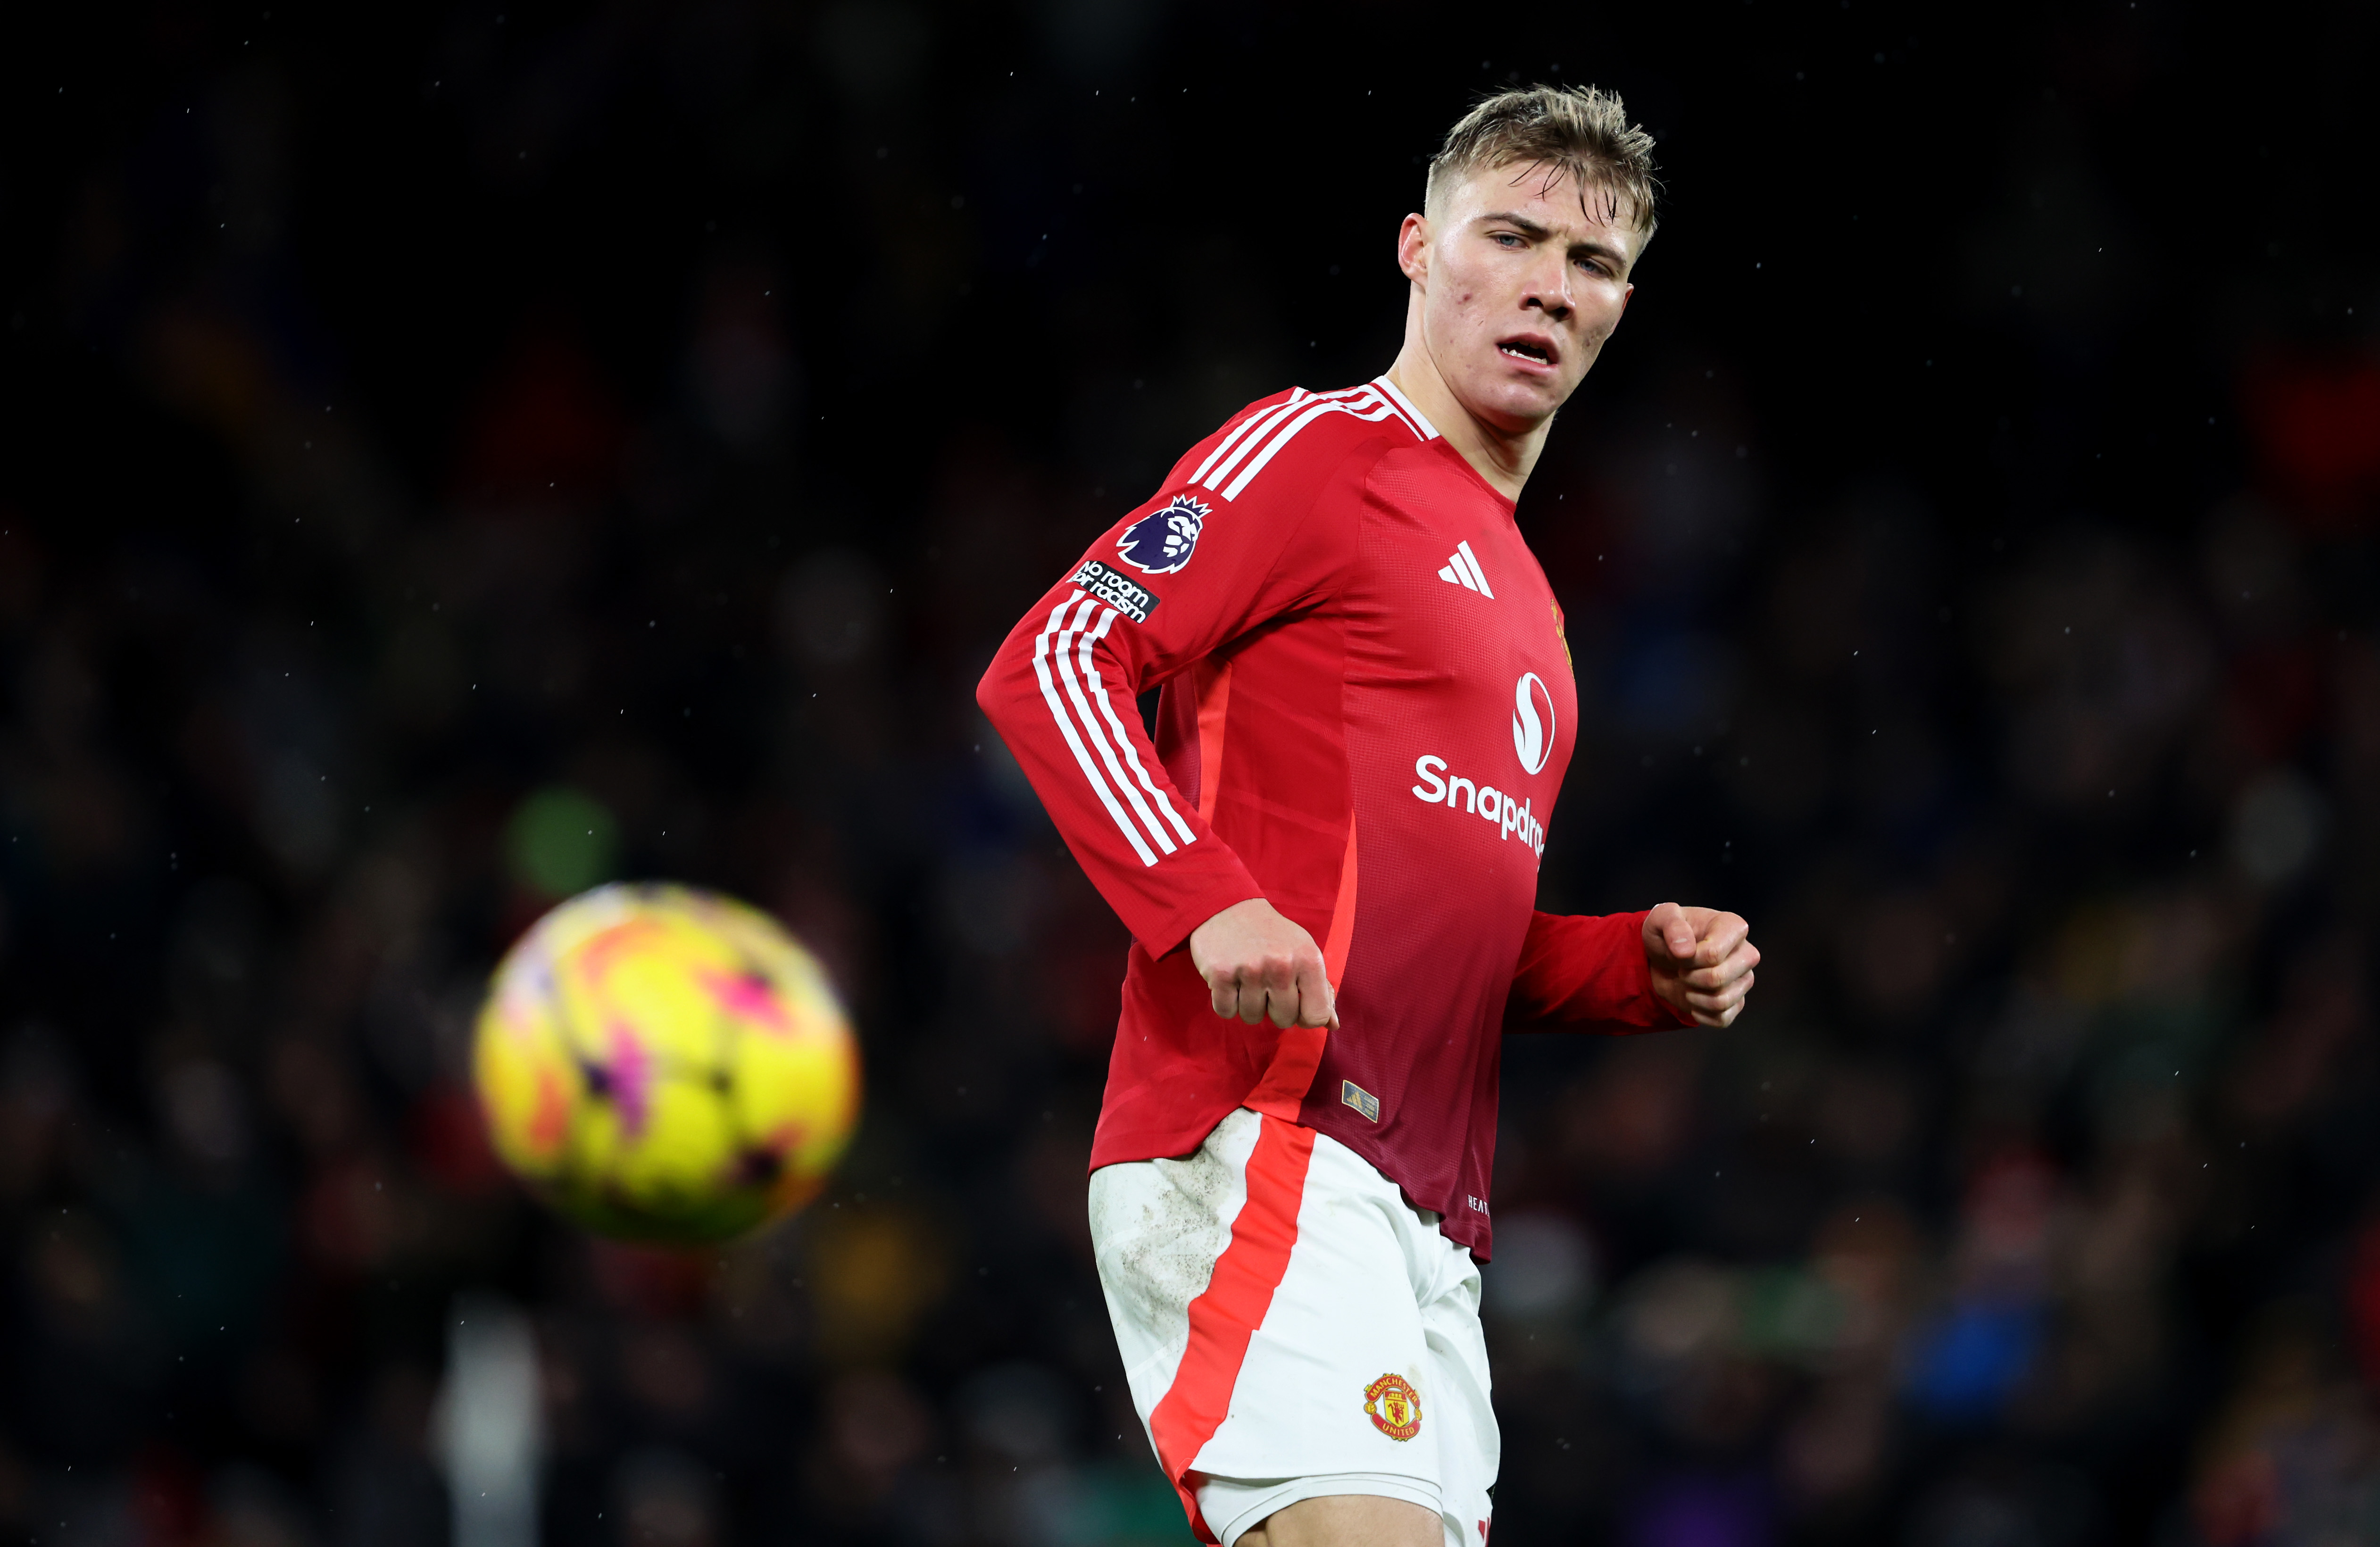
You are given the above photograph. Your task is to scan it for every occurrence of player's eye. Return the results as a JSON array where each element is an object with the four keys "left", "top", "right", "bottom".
[{"left": 1492, "top": 232, "right": 1524, "bottom": 248}]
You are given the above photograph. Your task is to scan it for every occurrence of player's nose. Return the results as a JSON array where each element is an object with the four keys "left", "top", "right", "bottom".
[
  {"left": 1521, "top": 254, "right": 1574, "bottom": 322},
  {"left": 1522, "top": 287, "right": 1573, "bottom": 324}
]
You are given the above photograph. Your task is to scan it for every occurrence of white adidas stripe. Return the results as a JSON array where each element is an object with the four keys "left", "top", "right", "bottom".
[
  {"left": 1370, "top": 375, "right": 1440, "bottom": 440},
  {"left": 1051, "top": 598, "right": 1182, "bottom": 859},
  {"left": 1079, "top": 607, "right": 1197, "bottom": 848},
  {"left": 1198, "top": 383, "right": 1377, "bottom": 495},
  {"left": 1032, "top": 596, "right": 1158, "bottom": 867},
  {"left": 1188, "top": 378, "right": 1437, "bottom": 505},
  {"left": 1190, "top": 388, "right": 1313, "bottom": 488},
  {"left": 1217, "top": 391, "right": 1404, "bottom": 502}
]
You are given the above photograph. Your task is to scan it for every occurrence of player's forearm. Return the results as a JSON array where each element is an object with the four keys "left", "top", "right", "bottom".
[{"left": 1502, "top": 909, "right": 1684, "bottom": 1033}]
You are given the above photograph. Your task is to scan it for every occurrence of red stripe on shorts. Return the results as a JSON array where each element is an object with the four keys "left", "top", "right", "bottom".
[
  {"left": 1148, "top": 1113, "right": 1318, "bottom": 1541},
  {"left": 1245, "top": 817, "right": 1355, "bottom": 1120}
]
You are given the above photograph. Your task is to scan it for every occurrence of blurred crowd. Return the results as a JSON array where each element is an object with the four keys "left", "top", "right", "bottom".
[{"left": 3, "top": 3, "right": 2377, "bottom": 1545}]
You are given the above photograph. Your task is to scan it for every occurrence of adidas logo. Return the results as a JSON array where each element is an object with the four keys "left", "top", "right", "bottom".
[{"left": 1437, "top": 540, "right": 1494, "bottom": 598}]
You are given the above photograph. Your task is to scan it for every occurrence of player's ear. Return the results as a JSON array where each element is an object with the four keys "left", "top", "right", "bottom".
[{"left": 1397, "top": 213, "right": 1431, "bottom": 283}]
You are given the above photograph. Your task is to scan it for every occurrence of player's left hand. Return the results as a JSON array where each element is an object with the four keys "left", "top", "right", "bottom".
[{"left": 1643, "top": 902, "right": 1758, "bottom": 1028}]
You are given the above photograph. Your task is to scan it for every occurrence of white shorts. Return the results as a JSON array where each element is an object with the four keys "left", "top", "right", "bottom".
[{"left": 1088, "top": 1107, "right": 1497, "bottom": 1547}]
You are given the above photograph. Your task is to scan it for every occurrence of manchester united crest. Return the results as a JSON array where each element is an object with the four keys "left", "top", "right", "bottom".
[{"left": 1363, "top": 1373, "right": 1423, "bottom": 1441}]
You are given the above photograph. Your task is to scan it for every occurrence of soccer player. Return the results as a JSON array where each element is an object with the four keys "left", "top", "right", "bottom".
[{"left": 975, "top": 86, "right": 1758, "bottom": 1547}]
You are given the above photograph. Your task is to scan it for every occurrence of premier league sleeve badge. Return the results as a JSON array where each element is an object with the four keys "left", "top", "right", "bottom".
[{"left": 1115, "top": 493, "right": 1210, "bottom": 575}]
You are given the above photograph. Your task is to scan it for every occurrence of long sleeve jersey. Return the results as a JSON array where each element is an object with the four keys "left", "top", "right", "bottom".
[{"left": 976, "top": 377, "right": 1679, "bottom": 1257}]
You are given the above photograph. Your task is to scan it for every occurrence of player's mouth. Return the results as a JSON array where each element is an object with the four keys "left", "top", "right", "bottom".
[{"left": 1496, "top": 334, "right": 1559, "bottom": 371}]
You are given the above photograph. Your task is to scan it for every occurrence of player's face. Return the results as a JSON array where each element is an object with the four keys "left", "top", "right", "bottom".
[{"left": 1402, "top": 162, "right": 1639, "bottom": 432}]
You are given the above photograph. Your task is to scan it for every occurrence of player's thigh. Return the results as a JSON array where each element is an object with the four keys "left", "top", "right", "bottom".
[
  {"left": 1191, "top": 1176, "right": 1439, "bottom": 1481},
  {"left": 1236, "top": 1492, "right": 1443, "bottom": 1547},
  {"left": 1417, "top": 1243, "right": 1498, "bottom": 1542},
  {"left": 1086, "top": 1109, "right": 1262, "bottom": 1392}
]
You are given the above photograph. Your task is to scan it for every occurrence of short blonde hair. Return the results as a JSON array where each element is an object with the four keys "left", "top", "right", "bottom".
[{"left": 1426, "top": 85, "right": 1660, "bottom": 238}]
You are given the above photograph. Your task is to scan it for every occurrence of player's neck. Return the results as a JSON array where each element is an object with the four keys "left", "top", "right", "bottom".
[{"left": 1383, "top": 346, "right": 1544, "bottom": 503}]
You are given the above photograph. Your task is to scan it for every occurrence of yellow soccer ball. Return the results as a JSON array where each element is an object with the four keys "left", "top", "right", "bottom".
[{"left": 473, "top": 882, "right": 861, "bottom": 1244}]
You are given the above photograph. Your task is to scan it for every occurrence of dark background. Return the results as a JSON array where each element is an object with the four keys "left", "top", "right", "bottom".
[{"left": 4, "top": 2, "right": 2378, "bottom": 1543}]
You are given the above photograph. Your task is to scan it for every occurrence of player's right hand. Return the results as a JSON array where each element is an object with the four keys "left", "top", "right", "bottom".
[{"left": 1188, "top": 898, "right": 1339, "bottom": 1031}]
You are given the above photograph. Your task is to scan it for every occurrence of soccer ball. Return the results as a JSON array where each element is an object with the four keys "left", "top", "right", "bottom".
[{"left": 473, "top": 882, "right": 861, "bottom": 1245}]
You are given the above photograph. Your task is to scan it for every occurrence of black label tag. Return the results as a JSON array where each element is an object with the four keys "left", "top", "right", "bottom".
[{"left": 1070, "top": 559, "right": 1160, "bottom": 624}]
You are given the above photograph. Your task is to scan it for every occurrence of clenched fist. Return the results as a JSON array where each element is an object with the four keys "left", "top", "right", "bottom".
[
  {"left": 1189, "top": 898, "right": 1339, "bottom": 1031},
  {"left": 1643, "top": 902, "right": 1759, "bottom": 1028}
]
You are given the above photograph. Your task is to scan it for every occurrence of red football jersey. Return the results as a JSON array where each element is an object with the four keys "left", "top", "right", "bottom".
[{"left": 976, "top": 378, "right": 1677, "bottom": 1256}]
